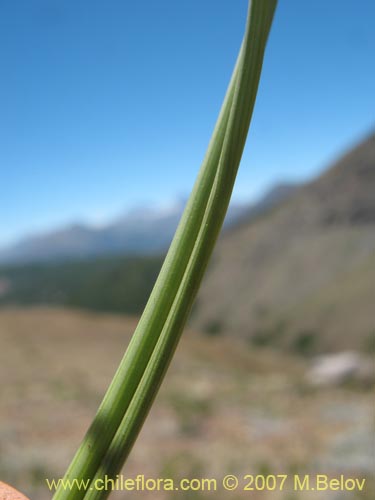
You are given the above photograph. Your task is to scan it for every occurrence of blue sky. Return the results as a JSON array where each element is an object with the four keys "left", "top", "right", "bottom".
[{"left": 0, "top": 0, "right": 374, "bottom": 247}]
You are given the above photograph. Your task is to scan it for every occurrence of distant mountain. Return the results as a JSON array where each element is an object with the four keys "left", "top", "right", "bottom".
[
  {"left": 0, "top": 186, "right": 296, "bottom": 265},
  {"left": 232, "top": 182, "right": 299, "bottom": 227},
  {"left": 0, "top": 183, "right": 299, "bottom": 314},
  {"left": 192, "top": 132, "right": 375, "bottom": 354},
  {"left": 1, "top": 133, "right": 374, "bottom": 355},
  {"left": 0, "top": 202, "right": 186, "bottom": 264}
]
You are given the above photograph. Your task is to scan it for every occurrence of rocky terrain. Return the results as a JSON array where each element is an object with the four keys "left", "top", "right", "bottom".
[
  {"left": 0, "top": 308, "right": 373, "bottom": 499},
  {"left": 193, "top": 133, "right": 375, "bottom": 354}
]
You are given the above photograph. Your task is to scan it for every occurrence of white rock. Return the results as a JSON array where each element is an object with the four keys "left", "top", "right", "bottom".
[{"left": 306, "top": 351, "right": 374, "bottom": 386}]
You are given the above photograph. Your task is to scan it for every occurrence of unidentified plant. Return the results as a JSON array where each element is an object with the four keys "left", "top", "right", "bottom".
[{"left": 53, "top": 1, "right": 277, "bottom": 499}]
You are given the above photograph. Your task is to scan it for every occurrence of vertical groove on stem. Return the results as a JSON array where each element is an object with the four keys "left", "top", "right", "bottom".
[{"left": 53, "top": 2, "right": 277, "bottom": 499}]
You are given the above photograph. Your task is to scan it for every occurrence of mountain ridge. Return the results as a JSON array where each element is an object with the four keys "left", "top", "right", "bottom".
[
  {"left": 192, "top": 131, "right": 375, "bottom": 353},
  {"left": 0, "top": 185, "right": 297, "bottom": 265}
]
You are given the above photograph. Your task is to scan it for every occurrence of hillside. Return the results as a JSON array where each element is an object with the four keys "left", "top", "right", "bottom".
[
  {"left": 1, "top": 134, "right": 374, "bottom": 354},
  {"left": 0, "top": 254, "right": 163, "bottom": 315},
  {"left": 0, "top": 308, "right": 373, "bottom": 500},
  {"left": 0, "top": 184, "right": 297, "bottom": 316},
  {"left": 192, "top": 132, "right": 375, "bottom": 353}
]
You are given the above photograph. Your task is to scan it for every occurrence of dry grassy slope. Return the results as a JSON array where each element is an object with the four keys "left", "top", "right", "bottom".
[
  {"left": 192, "top": 133, "right": 375, "bottom": 352},
  {"left": 1, "top": 308, "right": 373, "bottom": 500}
]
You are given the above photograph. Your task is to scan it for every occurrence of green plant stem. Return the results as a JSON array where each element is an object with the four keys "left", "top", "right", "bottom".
[{"left": 53, "top": 1, "right": 276, "bottom": 499}]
